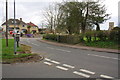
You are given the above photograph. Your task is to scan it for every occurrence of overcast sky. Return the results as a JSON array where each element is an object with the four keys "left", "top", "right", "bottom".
[{"left": 0, "top": 0, "right": 120, "bottom": 30}]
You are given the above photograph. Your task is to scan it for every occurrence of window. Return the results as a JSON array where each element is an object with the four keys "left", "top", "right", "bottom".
[{"left": 23, "top": 25, "right": 25, "bottom": 27}]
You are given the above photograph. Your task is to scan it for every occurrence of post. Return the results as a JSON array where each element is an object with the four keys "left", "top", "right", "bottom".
[
  {"left": 14, "top": 0, "right": 17, "bottom": 54},
  {"left": 6, "top": 0, "right": 8, "bottom": 47}
]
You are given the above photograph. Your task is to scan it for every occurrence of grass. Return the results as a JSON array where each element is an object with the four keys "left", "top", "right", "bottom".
[
  {"left": 1, "top": 39, "right": 33, "bottom": 63},
  {"left": 84, "top": 41, "right": 120, "bottom": 50}
]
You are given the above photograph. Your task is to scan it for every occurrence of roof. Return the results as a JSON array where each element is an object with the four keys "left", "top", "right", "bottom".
[
  {"left": 2, "top": 19, "right": 27, "bottom": 26},
  {"left": 27, "top": 22, "right": 38, "bottom": 27}
]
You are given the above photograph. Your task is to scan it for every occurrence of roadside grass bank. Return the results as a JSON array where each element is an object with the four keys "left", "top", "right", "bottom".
[
  {"left": 79, "top": 41, "right": 119, "bottom": 50},
  {"left": 1, "top": 39, "right": 42, "bottom": 64},
  {"left": 43, "top": 34, "right": 119, "bottom": 50}
]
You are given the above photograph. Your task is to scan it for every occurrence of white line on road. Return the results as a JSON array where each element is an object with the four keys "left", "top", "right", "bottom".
[
  {"left": 88, "top": 54, "right": 119, "bottom": 60},
  {"left": 80, "top": 69, "right": 95, "bottom": 75},
  {"left": 45, "top": 58, "right": 52, "bottom": 61},
  {"left": 44, "top": 58, "right": 60, "bottom": 64},
  {"left": 51, "top": 60, "right": 60, "bottom": 64},
  {"left": 56, "top": 49, "right": 71, "bottom": 52},
  {"left": 100, "top": 75, "right": 114, "bottom": 79},
  {"left": 43, "top": 62, "right": 52, "bottom": 65},
  {"left": 47, "top": 47, "right": 55, "bottom": 49},
  {"left": 63, "top": 64, "right": 75, "bottom": 69},
  {"left": 56, "top": 66, "right": 68, "bottom": 71},
  {"left": 73, "top": 71, "right": 90, "bottom": 78}
]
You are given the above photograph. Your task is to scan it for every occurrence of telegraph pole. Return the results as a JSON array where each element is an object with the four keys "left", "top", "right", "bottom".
[
  {"left": 6, "top": 0, "right": 8, "bottom": 47},
  {"left": 14, "top": 0, "right": 17, "bottom": 54}
]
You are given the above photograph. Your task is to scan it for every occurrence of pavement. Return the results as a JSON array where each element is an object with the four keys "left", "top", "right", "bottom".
[
  {"left": 38, "top": 39, "right": 119, "bottom": 54},
  {"left": 2, "top": 38, "right": 119, "bottom": 79}
]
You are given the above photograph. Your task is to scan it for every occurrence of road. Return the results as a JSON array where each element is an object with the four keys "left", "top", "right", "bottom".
[{"left": 2, "top": 38, "right": 119, "bottom": 79}]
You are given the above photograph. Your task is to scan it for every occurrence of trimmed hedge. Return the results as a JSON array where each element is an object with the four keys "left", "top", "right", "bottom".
[
  {"left": 43, "top": 29, "right": 120, "bottom": 45},
  {"left": 43, "top": 34, "right": 80, "bottom": 44}
]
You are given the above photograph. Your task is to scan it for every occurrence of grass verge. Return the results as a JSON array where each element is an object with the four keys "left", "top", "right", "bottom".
[
  {"left": 83, "top": 41, "right": 120, "bottom": 50},
  {"left": 1, "top": 39, "right": 42, "bottom": 64}
]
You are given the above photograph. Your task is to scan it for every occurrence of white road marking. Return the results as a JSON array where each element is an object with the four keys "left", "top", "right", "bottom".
[
  {"left": 45, "top": 58, "right": 51, "bottom": 61},
  {"left": 51, "top": 60, "right": 60, "bottom": 64},
  {"left": 33, "top": 44, "right": 39, "bottom": 46},
  {"left": 80, "top": 69, "right": 95, "bottom": 75},
  {"left": 100, "top": 75, "right": 114, "bottom": 79},
  {"left": 56, "top": 49, "right": 71, "bottom": 52},
  {"left": 56, "top": 66, "right": 68, "bottom": 71},
  {"left": 47, "top": 47, "right": 71, "bottom": 53},
  {"left": 44, "top": 58, "right": 60, "bottom": 64},
  {"left": 73, "top": 71, "right": 90, "bottom": 78},
  {"left": 44, "top": 62, "right": 52, "bottom": 65},
  {"left": 63, "top": 64, "right": 75, "bottom": 68},
  {"left": 47, "top": 47, "right": 54, "bottom": 49},
  {"left": 88, "top": 54, "right": 119, "bottom": 60}
]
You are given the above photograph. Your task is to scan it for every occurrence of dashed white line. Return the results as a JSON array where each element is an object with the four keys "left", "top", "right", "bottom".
[
  {"left": 73, "top": 71, "right": 90, "bottom": 78},
  {"left": 45, "top": 58, "right": 51, "bottom": 61},
  {"left": 44, "top": 62, "right": 52, "bottom": 65},
  {"left": 47, "top": 47, "right": 54, "bottom": 49},
  {"left": 51, "top": 60, "right": 60, "bottom": 64},
  {"left": 80, "top": 69, "right": 95, "bottom": 75},
  {"left": 88, "top": 54, "right": 119, "bottom": 60},
  {"left": 56, "top": 66, "right": 68, "bottom": 71},
  {"left": 63, "top": 64, "right": 75, "bottom": 68},
  {"left": 45, "top": 58, "right": 60, "bottom": 64},
  {"left": 56, "top": 49, "right": 71, "bottom": 52},
  {"left": 100, "top": 75, "right": 114, "bottom": 79}
]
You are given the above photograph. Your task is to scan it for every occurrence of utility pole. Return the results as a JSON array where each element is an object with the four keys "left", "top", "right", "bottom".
[
  {"left": 6, "top": 0, "right": 8, "bottom": 47},
  {"left": 14, "top": 0, "right": 17, "bottom": 54}
]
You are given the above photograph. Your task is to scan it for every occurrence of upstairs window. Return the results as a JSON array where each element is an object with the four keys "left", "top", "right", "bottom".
[{"left": 23, "top": 25, "right": 25, "bottom": 27}]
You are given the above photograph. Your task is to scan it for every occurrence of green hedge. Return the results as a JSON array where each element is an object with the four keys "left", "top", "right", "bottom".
[
  {"left": 43, "top": 29, "right": 120, "bottom": 45},
  {"left": 43, "top": 34, "right": 80, "bottom": 44}
]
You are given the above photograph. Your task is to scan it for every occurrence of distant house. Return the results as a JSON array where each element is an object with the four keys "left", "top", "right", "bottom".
[
  {"left": 27, "top": 22, "right": 38, "bottom": 33},
  {"left": 1, "top": 18, "right": 38, "bottom": 33}
]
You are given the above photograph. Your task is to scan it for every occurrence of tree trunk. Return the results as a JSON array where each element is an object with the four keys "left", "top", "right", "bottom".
[{"left": 96, "top": 23, "right": 100, "bottom": 31}]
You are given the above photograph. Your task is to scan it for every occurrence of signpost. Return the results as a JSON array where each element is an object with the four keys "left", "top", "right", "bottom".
[
  {"left": 6, "top": 0, "right": 8, "bottom": 47},
  {"left": 14, "top": 0, "right": 17, "bottom": 54}
]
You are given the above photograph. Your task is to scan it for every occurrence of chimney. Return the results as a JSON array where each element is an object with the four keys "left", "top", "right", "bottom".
[{"left": 20, "top": 18, "right": 22, "bottom": 21}]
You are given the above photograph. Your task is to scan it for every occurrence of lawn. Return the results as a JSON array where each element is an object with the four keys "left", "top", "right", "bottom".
[{"left": 1, "top": 39, "right": 34, "bottom": 63}]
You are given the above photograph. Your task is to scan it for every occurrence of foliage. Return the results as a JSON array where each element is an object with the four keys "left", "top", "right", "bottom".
[
  {"left": 109, "top": 29, "right": 120, "bottom": 44},
  {"left": 43, "top": 34, "right": 80, "bottom": 44}
]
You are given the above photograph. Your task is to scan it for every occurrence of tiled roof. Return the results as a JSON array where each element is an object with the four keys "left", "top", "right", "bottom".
[
  {"left": 2, "top": 19, "right": 27, "bottom": 26},
  {"left": 27, "top": 22, "right": 38, "bottom": 27}
]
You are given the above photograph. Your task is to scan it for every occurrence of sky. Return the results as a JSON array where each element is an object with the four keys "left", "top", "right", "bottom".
[{"left": 0, "top": 0, "right": 120, "bottom": 30}]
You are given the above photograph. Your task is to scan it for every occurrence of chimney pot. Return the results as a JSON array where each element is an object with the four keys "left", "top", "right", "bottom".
[{"left": 20, "top": 18, "right": 22, "bottom": 21}]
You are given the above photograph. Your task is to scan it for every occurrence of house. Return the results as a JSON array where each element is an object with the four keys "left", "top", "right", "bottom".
[
  {"left": 27, "top": 22, "right": 38, "bottom": 33},
  {"left": 1, "top": 18, "right": 39, "bottom": 33}
]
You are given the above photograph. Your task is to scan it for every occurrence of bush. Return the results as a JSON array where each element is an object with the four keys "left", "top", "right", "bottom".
[
  {"left": 43, "top": 34, "right": 58, "bottom": 41},
  {"left": 96, "top": 31, "right": 108, "bottom": 41},
  {"left": 109, "top": 29, "right": 120, "bottom": 44},
  {"left": 43, "top": 34, "right": 80, "bottom": 44}
]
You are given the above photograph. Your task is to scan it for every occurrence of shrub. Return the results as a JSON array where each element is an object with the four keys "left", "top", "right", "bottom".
[
  {"left": 43, "top": 34, "right": 58, "bottom": 41},
  {"left": 109, "top": 29, "right": 120, "bottom": 44},
  {"left": 96, "top": 31, "right": 108, "bottom": 41},
  {"left": 43, "top": 34, "right": 80, "bottom": 44}
]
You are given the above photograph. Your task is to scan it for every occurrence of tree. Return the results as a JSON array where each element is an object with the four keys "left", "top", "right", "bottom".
[
  {"left": 27, "top": 25, "right": 31, "bottom": 34},
  {"left": 58, "top": 1, "right": 110, "bottom": 33},
  {"left": 43, "top": 0, "right": 110, "bottom": 34},
  {"left": 87, "top": 1, "right": 110, "bottom": 31}
]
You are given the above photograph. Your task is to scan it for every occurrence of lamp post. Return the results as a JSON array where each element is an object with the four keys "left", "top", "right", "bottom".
[
  {"left": 14, "top": 0, "right": 17, "bottom": 54},
  {"left": 6, "top": 0, "right": 8, "bottom": 47}
]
